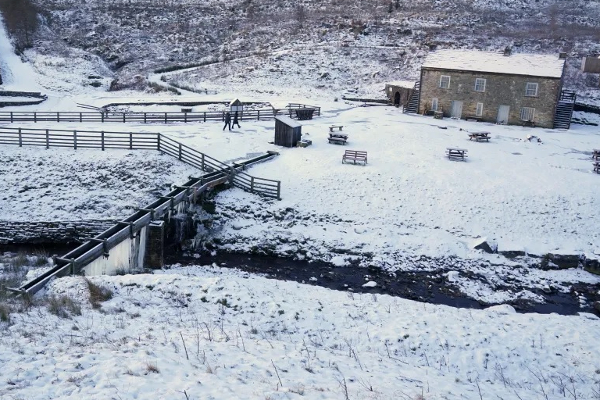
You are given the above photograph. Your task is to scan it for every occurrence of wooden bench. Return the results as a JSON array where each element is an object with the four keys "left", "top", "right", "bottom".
[
  {"left": 329, "top": 125, "right": 343, "bottom": 132},
  {"left": 328, "top": 136, "right": 347, "bottom": 145},
  {"left": 594, "top": 161, "right": 600, "bottom": 174},
  {"left": 593, "top": 149, "right": 600, "bottom": 161},
  {"left": 468, "top": 132, "right": 490, "bottom": 142},
  {"left": 342, "top": 150, "right": 367, "bottom": 165},
  {"left": 446, "top": 147, "right": 468, "bottom": 161}
]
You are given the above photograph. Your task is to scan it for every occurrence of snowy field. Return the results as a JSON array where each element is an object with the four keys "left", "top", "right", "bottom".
[
  {"left": 1, "top": 266, "right": 600, "bottom": 400},
  {"left": 2, "top": 13, "right": 600, "bottom": 400}
]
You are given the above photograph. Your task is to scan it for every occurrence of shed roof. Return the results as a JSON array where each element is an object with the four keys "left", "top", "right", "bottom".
[
  {"left": 275, "top": 115, "right": 302, "bottom": 128},
  {"left": 230, "top": 98, "right": 242, "bottom": 106},
  {"left": 422, "top": 50, "right": 565, "bottom": 78}
]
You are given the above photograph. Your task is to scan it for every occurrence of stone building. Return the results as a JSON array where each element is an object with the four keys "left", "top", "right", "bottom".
[
  {"left": 415, "top": 49, "right": 574, "bottom": 129},
  {"left": 385, "top": 81, "right": 416, "bottom": 108}
]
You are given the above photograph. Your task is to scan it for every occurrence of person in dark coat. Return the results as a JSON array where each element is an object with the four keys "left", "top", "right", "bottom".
[
  {"left": 232, "top": 111, "right": 241, "bottom": 129},
  {"left": 223, "top": 112, "right": 231, "bottom": 131}
]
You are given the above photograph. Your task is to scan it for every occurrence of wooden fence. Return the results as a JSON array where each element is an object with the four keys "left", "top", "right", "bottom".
[
  {"left": 0, "top": 126, "right": 281, "bottom": 199},
  {"left": 0, "top": 103, "right": 320, "bottom": 124}
]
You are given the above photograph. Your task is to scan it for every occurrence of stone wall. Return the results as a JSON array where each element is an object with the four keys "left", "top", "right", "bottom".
[
  {"left": 418, "top": 69, "right": 562, "bottom": 128},
  {"left": 0, "top": 220, "right": 117, "bottom": 244}
]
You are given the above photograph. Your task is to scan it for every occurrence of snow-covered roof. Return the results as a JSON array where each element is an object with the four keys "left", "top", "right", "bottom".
[
  {"left": 422, "top": 50, "right": 565, "bottom": 78},
  {"left": 386, "top": 80, "right": 417, "bottom": 88},
  {"left": 274, "top": 115, "right": 302, "bottom": 128}
]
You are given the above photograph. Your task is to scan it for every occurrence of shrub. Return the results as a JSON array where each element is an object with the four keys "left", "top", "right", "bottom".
[
  {"left": 0, "top": 302, "right": 11, "bottom": 323},
  {"left": 86, "top": 279, "right": 113, "bottom": 309}
]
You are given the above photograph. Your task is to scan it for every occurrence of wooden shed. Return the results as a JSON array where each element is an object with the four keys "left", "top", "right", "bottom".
[{"left": 274, "top": 116, "right": 302, "bottom": 147}]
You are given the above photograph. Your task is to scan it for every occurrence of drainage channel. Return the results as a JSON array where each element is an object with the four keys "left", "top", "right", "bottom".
[{"left": 166, "top": 252, "right": 594, "bottom": 316}]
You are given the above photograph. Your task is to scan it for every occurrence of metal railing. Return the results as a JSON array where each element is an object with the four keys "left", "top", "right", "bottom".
[
  {"left": 0, "top": 103, "right": 320, "bottom": 124},
  {"left": 0, "top": 126, "right": 281, "bottom": 199}
]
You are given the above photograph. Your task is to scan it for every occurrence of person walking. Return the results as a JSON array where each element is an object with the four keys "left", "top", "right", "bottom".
[
  {"left": 232, "top": 111, "right": 241, "bottom": 129},
  {"left": 223, "top": 112, "right": 232, "bottom": 131}
]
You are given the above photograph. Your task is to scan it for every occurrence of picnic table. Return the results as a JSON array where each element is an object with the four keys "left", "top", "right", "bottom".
[
  {"left": 329, "top": 125, "right": 343, "bottom": 132},
  {"left": 446, "top": 147, "right": 468, "bottom": 161},
  {"left": 342, "top": 150, "right": 367, "bottom": 165},
  {"left": 468, "top": 132, "right": 490, "bottom": 142},
  {"left": 593, "top": 149, "right": 600, "bottom": 161},
  {"left": 328, "top": 132, "right": 348, "bottom": 145}
]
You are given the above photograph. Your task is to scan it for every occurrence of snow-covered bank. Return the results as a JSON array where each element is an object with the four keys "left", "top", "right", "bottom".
[{"left": 1, "top": 265, "right": 599, "bottom": 400}]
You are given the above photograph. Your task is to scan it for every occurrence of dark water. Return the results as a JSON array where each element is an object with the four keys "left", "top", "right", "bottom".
[{"left": 166, "top": 252, "right": 595, "bottom": 316}]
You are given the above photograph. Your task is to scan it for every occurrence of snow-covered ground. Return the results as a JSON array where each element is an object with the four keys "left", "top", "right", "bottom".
[
  {"left": 1, "top": 266, "right": 600, "bottom": 400},
  {"left": 2, "top": 12, "right": 600, "bottom": 400}
]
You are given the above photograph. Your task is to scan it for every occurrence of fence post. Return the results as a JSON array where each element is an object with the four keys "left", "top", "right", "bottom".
[
  {"left": 122, "top": 113, "right": 126, "bottom": 123},
  {"left": 157, "top": 134, "right": 161, "bottom": 152},
  {"left": 57, "top": 112, "right": 60, "bottom": 123},
  {"left": 204, "top": 112, "right": 206, "bottom": 122},
  {"left": 79, "top": 113, "right": 82, "bottom": 123},
  {"left": 144, "top": 112, "right": 147, "bottom": 123},
  {"left": 201, "top": 153, "right": 205, "bottom": 170},
  {"left": 34, "top": 112, "right": 37, "bottom": 123},
  {"left": 46, "top": 129, "right": 49, "bottom": 149},
  {"left": 101, "top": 112, "right": 104, "bottom": 123},
  {"left": 18, "top": 128, "right": 22, "bottom": 147},
  {"left": 164, "top": 112, "right": 167, "bottom": 124},
  {"left": 178, "top": 143, "right": 182, "bottom": 160},
  {"left": 73, "top": 130, "right": 77, "bottom": 150},
  {"left": 10, "top": 112, "right": 13, "bottom": 123},
  {"left": 101, "top": 131, "right": 105, "bottom": 151},
  {"left": 277, "top": 181, "right": 281, "bottom": 200},
  {"left": 184, "top": 112, "right": 187, "bottom": 123},
  {"left": 250, "top": 176, "right": 255, "bottom": 193},
  {"left": 257, "top": 110, "right": 260, "bottom": 120},
  {"left": 129, "top": 132, "right": 133, "bottom": 150}
]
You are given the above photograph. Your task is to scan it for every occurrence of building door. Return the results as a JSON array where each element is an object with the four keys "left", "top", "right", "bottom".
[
  {"left": 497, "top": 105, "right": 510, "bottom": 124},
  {"left": 394, "top": 92, "right": 400, "bottom": 106},
  {"left": 450, "top": 101, "right": 463, "bottom": 118}
]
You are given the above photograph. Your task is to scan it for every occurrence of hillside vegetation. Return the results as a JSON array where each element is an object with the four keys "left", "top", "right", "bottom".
[{"left": 11, "top": 0, "right": 600, "bottom": 99}]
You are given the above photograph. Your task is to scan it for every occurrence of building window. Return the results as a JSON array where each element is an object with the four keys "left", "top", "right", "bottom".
[
  {"left": 388, "top": 87, "right": 393, "bottom": 93},
  {"left": 476, "top": 102, "right": 483, "bottom": 117},
  {"left": 439, "top": 75, "right": 451, "bottom": 89},
  {"left": 431, "top": 98, "right": 439, "bottom": 111},
  {"left": 474, "top": 78, "right": 486, "bottom": 92},
  {"left": 525, "top": 82, "right": 538, "bottom": 97},
  {"left": 520, "top": 107, "right": 535, "bottom": 121}
]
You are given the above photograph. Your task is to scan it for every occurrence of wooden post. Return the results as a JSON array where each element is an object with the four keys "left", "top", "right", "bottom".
[
  {"left": 101, "top": 131, "right": 105, "bottom": 151},
  {"left": 45, "top": 129, "right": 49, "bottom": 149},
  {"left": 257, "top": 110, "right": 260, "bottom": 120},
  {"left": 101, "top": 112, "right": 104, "bottom": 123},
  {"left": 122, "top": 112, "right": 126, "bottom": 123},
  {"left": 10, "top": 112, "right": 13, "bottom": 123},
  {"left": 79, "top": 113, "right": 82, "bottom": 123},
  {"left": 203, "top": 112, "right": 206, "bottom": 122},
  {"left": 144, "top": 112, "right": 147, "bottom": 123},
  {"left": 184, "top": 112, "right": 187, "bottom": 123},
  {"left": 250, "top": 176, "right": 255, "bottom": 192},
  {"left": 129, "top": 132, "right": 133, "bottom": 149},
  {"left": 34, "top": 112, "right": 37, "bottom": 123},
  {"left": 178, "top": 143, "right": 182, "bottom": 160},
  {"left": 57, "top": 112, "right": 60, "bottom": 123},
  {"left": 164, "top": 113, "right": 167, "bottom": 123},
  {"left": 157, "top": 134, "right": 161, "bottom": 151},
  {"left": 18, "top": 128, "right": 22, "bottom": 147},
  {"left": 201, "top": 153, "right": 205, "bottom": 170},
  {"left": 73, "top": 130, "right": 77, "bottom": 150},
  {"left": 277, "top": 181, "right": 281, "bottom": 200}
]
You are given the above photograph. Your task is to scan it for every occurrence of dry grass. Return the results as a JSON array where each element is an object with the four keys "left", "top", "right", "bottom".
[
  {"left": 47, "top": 295, "right": 81, "bottom": 318},
  {"left": 86, "top": 279, "right": 113, "bottom": 309}
]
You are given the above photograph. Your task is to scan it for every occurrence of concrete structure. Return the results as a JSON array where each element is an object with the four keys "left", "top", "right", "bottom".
[
  {"left": 416, "top": 49, "right": 572, "bottom": 129},
  {"left": 385, "top": 81, "right": 416, "bottom": 108}
]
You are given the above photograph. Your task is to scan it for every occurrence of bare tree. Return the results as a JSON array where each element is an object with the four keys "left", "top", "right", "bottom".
[{"left": 0, "top": 0, "right": 39, "bottom": 52}]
